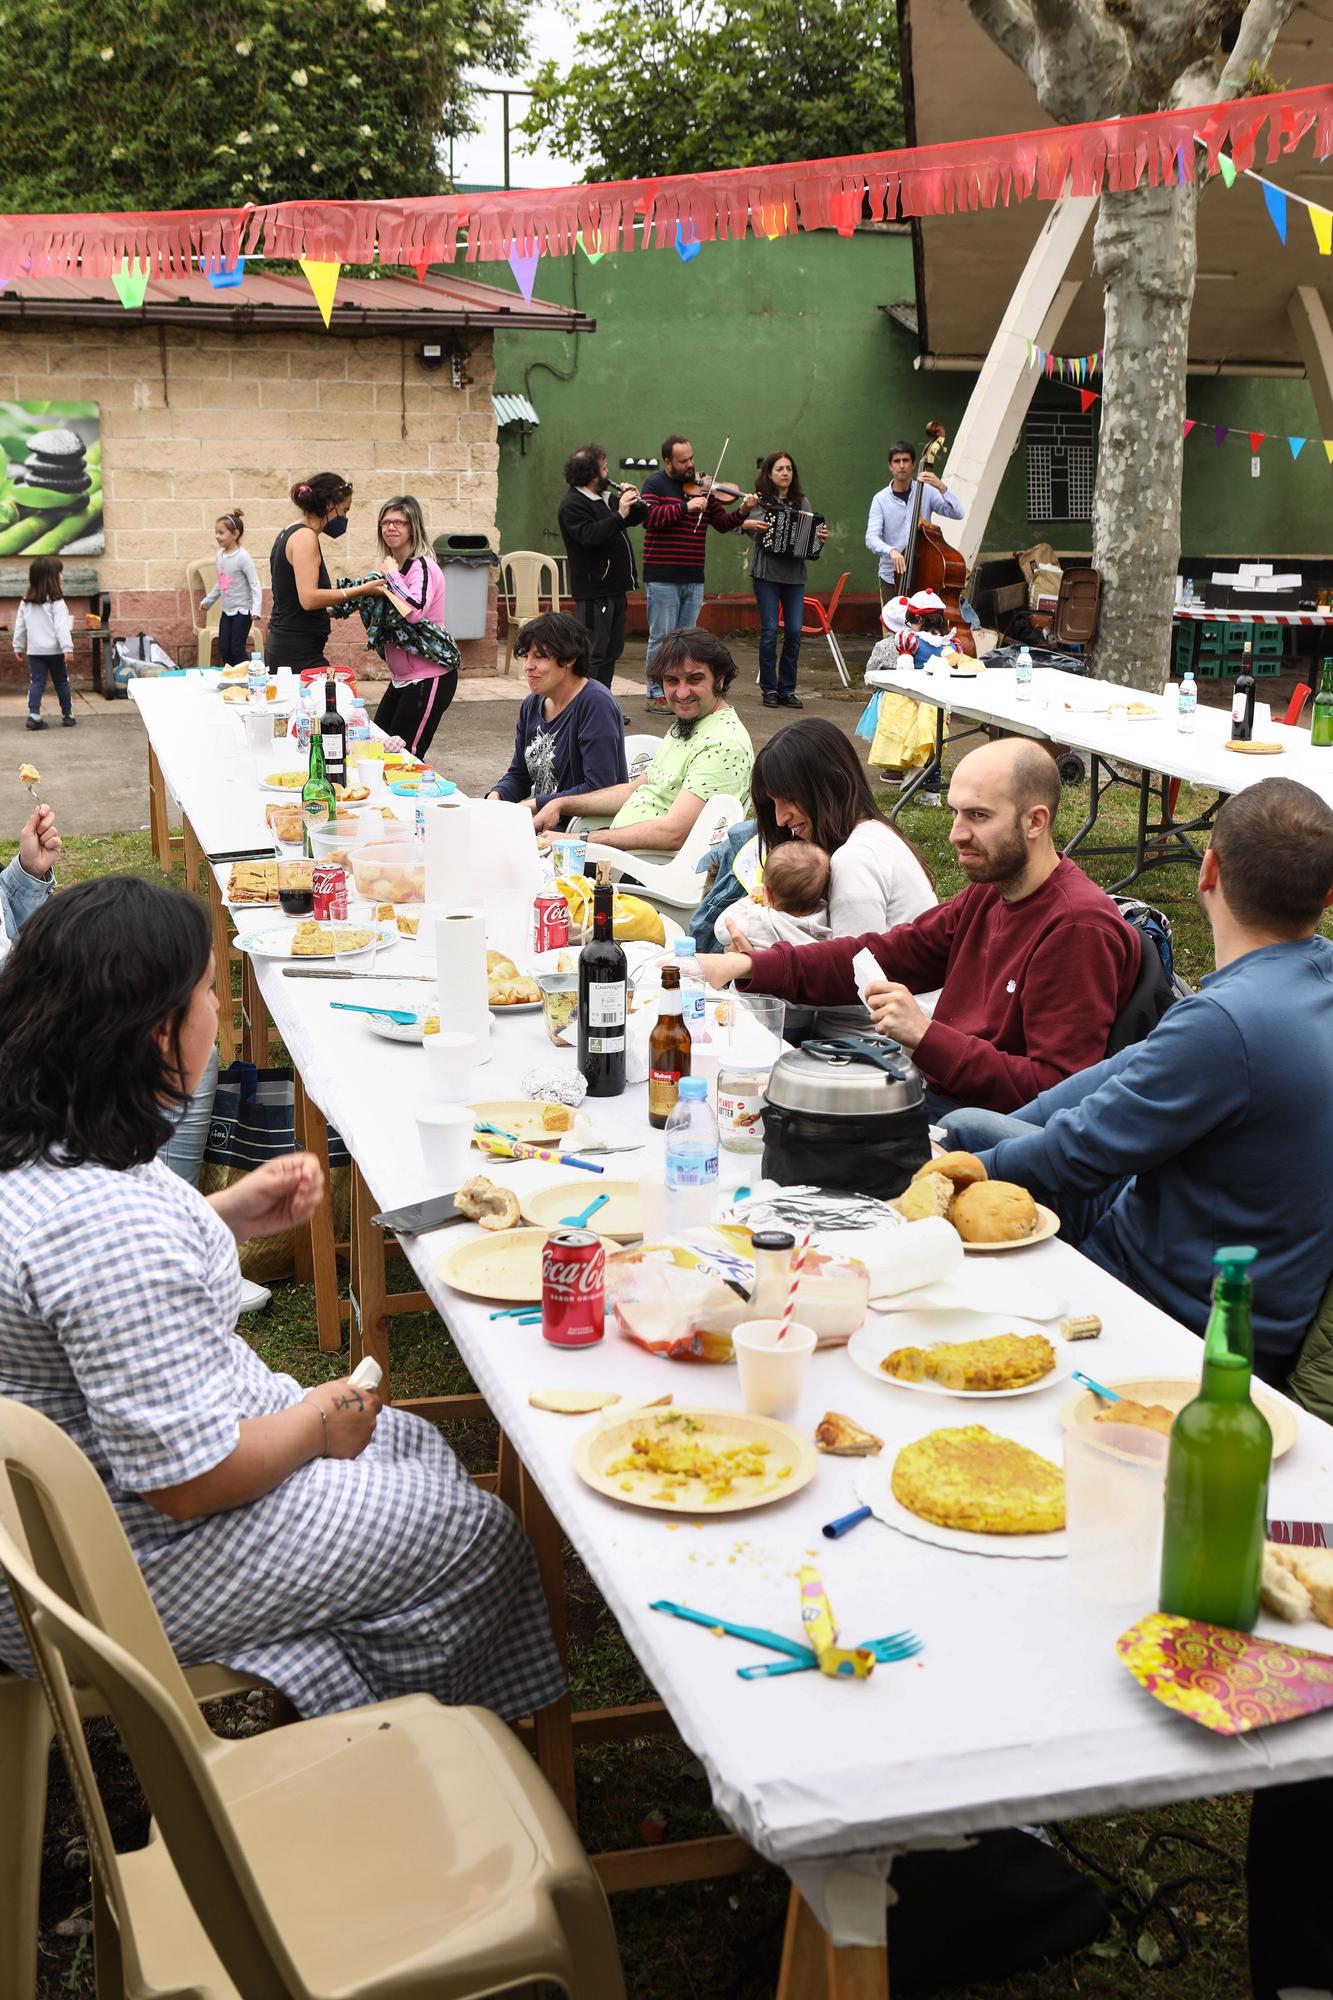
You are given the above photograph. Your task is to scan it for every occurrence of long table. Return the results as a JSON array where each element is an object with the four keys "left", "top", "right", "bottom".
[
  {"left": 864, "top": 661, "right": 1333, "bottom": 889},
  {"left": 131, "top": 675, "right": 1333, "bottom": 1996}
]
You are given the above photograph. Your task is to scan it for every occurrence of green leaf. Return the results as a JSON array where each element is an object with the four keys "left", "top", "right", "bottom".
[{"left": 1136, "top": 1930, "right": 1163, "bottom": 1967}]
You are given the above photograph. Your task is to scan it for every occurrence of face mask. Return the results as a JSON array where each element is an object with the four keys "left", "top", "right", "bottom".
[{"left": 324, "top": 514, "right": 350, "bottom": 539}]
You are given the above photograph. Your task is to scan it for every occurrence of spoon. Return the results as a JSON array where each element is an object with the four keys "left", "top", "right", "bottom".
[
  {"left": 330, "top": 1001, "right": 419, "bottom": 1027},
  {"left": 560, "top": 1192, "right": 611, "bottom": 1229}
]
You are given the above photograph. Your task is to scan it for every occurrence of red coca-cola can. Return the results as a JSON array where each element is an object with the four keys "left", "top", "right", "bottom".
[
  {"left": 542, "top": 1229, "right": 605, "bottom": 1348},
  {"left": 531, "top": 889, "right": 570, "bottom": 954},
  {"left": 312, "top": 863, "right": 348, "bottom": 921}
]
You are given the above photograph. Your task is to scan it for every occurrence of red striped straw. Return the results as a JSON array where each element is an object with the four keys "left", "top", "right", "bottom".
[{"left": 778, "top": 1231, "right": 814, "bottom": 1342}]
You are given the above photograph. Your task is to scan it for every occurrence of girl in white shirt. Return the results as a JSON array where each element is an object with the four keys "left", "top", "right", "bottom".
[{"left": 14, "top": 557, "right": 75, "bottom": 731}]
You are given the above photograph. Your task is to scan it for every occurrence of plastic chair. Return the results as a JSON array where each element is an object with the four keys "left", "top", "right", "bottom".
[
  {"left": 623, "top": 731, "right": 663, "bottom": 784},
  {"left": 1283, "top": 682, "right": 1312, "bottom": 727},
  {"left": 0, "top": 1397, "right": 626, "bottom": 2000},
  {"left": 184, "top": 560, "right": 222, "bottom": 669},
  {"left": 581, "top": 794, "right": 747, "bottom": 913},
  {"left": 780, "top": 571, "right": 851, "bottom": 687},
  {"left": 498, "top": 551, "right": 561, "bottom": 675}
]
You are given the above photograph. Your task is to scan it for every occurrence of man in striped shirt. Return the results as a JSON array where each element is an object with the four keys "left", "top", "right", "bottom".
[{"left": 640, "top": 435, "right": 755, "bottom": 711}]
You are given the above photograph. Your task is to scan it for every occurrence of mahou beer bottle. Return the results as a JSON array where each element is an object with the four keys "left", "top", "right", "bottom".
[
  {"left": 319, "top": 667, "right": 348, "bottom": 788},
  {"left": 578, "top": 862, "right": 627, "bottom": 1097},
  {"left": 648, "top": 964, "right": 691, "bottom": 1129},
  {"left": 300, "top": 724, "right": 337, "bottom": 858}
]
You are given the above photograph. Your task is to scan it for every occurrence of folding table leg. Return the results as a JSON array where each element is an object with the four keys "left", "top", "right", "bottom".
[
  {"left": 519, "top": 1463, "right": 577, "bottom": 1823},
  {"left": 182, "top": 815, "right": 203, "bottom": 895},
  {"left": 239, "top": 951, "right": 272, "bottom": 1064},
  {"left": 196, "top": 835, "right": 238, "bottom": 1067},
  {"left": 147, "top": 744, "right": 172, "bottom": 872},
  {"left": 293, "top": 1073, "right": 344, "bottom": 1354},
  {"left": 349, "top": 1163, "right": 392, "bottom": 1393},
  {"left": 776, "top": 1889, "right": 888, "bottom": 2000}
]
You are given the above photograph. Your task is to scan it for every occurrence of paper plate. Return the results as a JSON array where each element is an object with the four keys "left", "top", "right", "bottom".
[
  {"left": 960, "top": 1204, "right": 1061, "bottom": 1254},
  {"left": 490, "top": 997, "right": 544, "bottom": 1014},
  {"left": 1059, "top": 1375, "right": 1298, "bottom": 1461},
  {"left": 365, "top": 1010, "right": 435, "bottom": 1044},
  {"left": 436, "top": 1227, "right": 549, "bottom": 1303},
  {"left": 234, "top": 920, "right": 396, "bottom": 961},
  {"left": 848, "top": 1313, "right": 1072, "bottom": 1400},
  {"left": 521, "top": 1180, "right": 644, "bottom": 1243},
  {"left": 872, "top": 1273, "right": 1066, "bottom": 1322},
  {"left": 575, "top": 1406, "right": 817, "bottom": 1516},
  {"left": 854, "top": 1453, "right": 1067, "bottom": 1560},
  {"left": 469, "top": 1100, "right": 590, "bottom": 1147},
  {"left": 260, "top": 772, "right": 309, "bottom": 795}
]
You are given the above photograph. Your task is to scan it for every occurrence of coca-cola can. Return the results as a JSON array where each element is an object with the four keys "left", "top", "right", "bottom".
[
  {"left": 532, "top": 889, "right": 570, "bottom": 954},
  {"left": 312, "top": 863, "right": 348, "bottom": 922},
  {"left": 541, "top": 1229, "right": 605, "bottom": 1348}
]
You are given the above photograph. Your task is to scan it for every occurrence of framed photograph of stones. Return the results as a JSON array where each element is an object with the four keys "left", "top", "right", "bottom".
[{"left": 0, "top": 401, "right": 102, "bottom": 557}]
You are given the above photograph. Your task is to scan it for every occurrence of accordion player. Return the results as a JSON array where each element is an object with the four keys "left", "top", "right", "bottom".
[{"left": 761, "top": 502, "right": 826, "bottom": 562}]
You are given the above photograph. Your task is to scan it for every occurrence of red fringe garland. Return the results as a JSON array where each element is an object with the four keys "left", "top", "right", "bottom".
[{"left": 0, "top": 84, "right": 1327, "bottom": 279}]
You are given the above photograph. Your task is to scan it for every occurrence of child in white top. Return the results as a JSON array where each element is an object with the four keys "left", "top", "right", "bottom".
[
  {"left": 199, "top": 510, "right": 264, "bottom": 665},
  {"left": 14, "top": 557, "right": 75, "bottom": 731},
  {"left": 729, "top": 839, "right": 833, "bottom": 949}
]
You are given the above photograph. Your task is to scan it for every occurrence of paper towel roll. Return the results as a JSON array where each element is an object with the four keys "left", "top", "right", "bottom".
[
  {"left": 435, "top": 909, "right": 491, "bottom": 1061},
  {"left": 860, "top": 1216, "right": 963, "bottom": 1301},
  {"left": 469, "top": 799, "right": 544, "bottom": 963},
  {"left": 423, "top": 800, "right": 481, "bottom": 902}
]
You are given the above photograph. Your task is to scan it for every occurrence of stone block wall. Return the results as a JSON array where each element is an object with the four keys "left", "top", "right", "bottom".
[{"left": 0, "top": 321, "right": 500, "bottom": 688}]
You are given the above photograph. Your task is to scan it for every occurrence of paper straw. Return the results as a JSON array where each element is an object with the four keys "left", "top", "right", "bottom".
[{"left": 778, "top": 1230, "right": 814, "bottom": 1341}]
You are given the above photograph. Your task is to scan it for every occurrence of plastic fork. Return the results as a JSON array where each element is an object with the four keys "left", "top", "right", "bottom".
[
  {"left": 561, "top": 1193, "right": 610, "bottom": 1229},
  {"left": 737, "top": 1631, "right": 924, "bottom": 1680},
  {"left": 330, "top": 1001, "right": 418, "bottom": 1026},
  {"left": 1073, "top": 1370, "right": 1121, "bottom": 1403}
]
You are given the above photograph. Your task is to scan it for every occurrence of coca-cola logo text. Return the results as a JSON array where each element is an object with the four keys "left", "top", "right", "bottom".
[{"left": 543, "top": 1254, "right": 605, "bottom": 1297}]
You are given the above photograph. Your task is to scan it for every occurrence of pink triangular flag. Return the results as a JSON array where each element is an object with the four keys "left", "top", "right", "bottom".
[
  {"left": 1182, "top": 419, "right": 1196, "bottom": 440},
  {"left": 507, "top": 245, "right": 540, "bottom": 302}
]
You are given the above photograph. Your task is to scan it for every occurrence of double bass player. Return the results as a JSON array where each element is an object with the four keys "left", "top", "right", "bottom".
[{"left": 865, "top": 438, "right": 964, "bottom": 603}]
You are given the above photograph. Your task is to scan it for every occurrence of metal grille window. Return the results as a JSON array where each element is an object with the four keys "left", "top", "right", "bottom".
[{"left": 1026, "top": 409, "right": 1096, "bottom": 521}]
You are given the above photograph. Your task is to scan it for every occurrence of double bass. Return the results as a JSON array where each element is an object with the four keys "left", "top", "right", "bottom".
[{"left": 902, "top": 420, "right": 975, "bottom": 658}]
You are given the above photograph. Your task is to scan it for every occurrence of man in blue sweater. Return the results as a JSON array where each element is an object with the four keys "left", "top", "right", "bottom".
[{"left": 942, "top": 777, "right": 1333, "bottom": 1379}]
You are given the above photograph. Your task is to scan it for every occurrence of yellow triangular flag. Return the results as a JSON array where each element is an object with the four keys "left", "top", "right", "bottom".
[
  {"left": 298, "top": 257, "right": 340, "bottom": 328},
  {"left": 1325, "top": 440, "right": 1333, "bottom": 466},
  {"left": 1311, "top": 205, "right": 1332, "bottom": 256}
]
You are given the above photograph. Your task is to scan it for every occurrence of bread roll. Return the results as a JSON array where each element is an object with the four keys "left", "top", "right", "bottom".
[
  {"left": 455, "top": 1175, "right": 521, "bottom": 1232},
  {"left": 912, "top": 1150, "right": 987, "bottom": 1192},
  {"left": 950, "top": 1180, "right": 1037, "bottom": 1244},
  {"left": 893, "top": 1172, "right": 954, "bottom": 1222}
]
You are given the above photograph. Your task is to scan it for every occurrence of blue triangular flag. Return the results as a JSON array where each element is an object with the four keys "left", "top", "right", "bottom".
[
  {"left": 204, "top": 254, "right": 245, "bottom": 290},
  {"left": 1289, "top": 436, "right": 1307, "bottom": 460},
  {"left": 1262, "top": 183, "right": 1288, "bottom": 245},
  {"left": 675, "top": 222, "right": 701, "bottom": 264}
]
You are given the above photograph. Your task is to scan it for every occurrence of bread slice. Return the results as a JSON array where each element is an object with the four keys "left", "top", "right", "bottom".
[
  {"left": 1261, "top": 1547, "right": 1313, "bottom": 1623},
  {"left": 454, "top": 1175, "right": 521, "bottom": 1232},
  {"left": 1269, "top": 1544, "right": 1333, "bottom": 1627},
  {"left": 892, "top": 1172, "right": 954, "bottom": 1222}
]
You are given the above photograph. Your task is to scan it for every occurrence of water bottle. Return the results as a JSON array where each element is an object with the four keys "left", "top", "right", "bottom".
[
  {"left": 1015, "top": 646, "right": 1033, "bottom": 703},
  {"left": 674, "top": 937, "right": 707, "bottom": 1038},
  {"left": 347, "top": 698, "right": 371, "bottom": 747},
  {"left": 292, "top": 690, "right": 315, "bottom": 753},
  {"left": 246, "top": 647, "right": 266, "bottom": 707},
  {"left": 1176, "top": 669, "right": 1197, "bottom": 735},
  {"left": 664, "top": 1077, "right": 719, "bottom": 1232}
]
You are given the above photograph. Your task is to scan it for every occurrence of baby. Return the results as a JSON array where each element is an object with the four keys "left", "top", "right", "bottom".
[{"left": 727, "top": 839, "right": 832, "bottom": 949}]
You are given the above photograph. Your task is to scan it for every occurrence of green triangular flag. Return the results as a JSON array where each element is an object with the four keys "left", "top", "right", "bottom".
[
  {"left": 1217, "top": 154, "right": 1237, "bottom": 188},
  {"left": 111, "top": 256, "right": 149, "bottom": 310}
]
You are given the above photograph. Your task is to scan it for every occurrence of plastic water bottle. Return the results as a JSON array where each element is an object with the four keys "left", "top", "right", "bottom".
[
  {"left": 664, "top": 1077, "right": 719, "bottom": 1231},
  {"left": 292, "top": 690, "right": 316, "bottom": 753},
  {"left": 247, "top": 647, "right": 266, "bottom": 707},
  {"left": 1015, "top": 646, "right": 1033, "bottom": 703},
  {"left": 674, "top": 937, "right": 707, "bottom": 1038},
  {"left": 1177, "top": 669, "right": 1197, "bottom": 735},
  {"left": 347, "top": 698, "right": 371, "bottom": 748}
]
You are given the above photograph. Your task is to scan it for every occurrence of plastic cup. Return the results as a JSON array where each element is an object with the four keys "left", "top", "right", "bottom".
[
  {"left": 1062, "top": 1422, "right": 1169, "bottom": 1604},
  {"left": 415, "top": 1104, "right": 473, "bottom": 1185},
  {"left": 422, "top": 1030, "right": 477, "bottom": 1104},
  {"left": 732, "top": 1318, "right": 817, "bottom": 1419}
]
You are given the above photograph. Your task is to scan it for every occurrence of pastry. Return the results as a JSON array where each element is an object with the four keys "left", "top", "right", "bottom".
[
  {"left": 1261, "top": 1549, "right": 1314, "bottom": 1623},
  {"left": 289, "top": 921, "right": 373, "bottom": 958},
  {"left": 892, "top": 1426, "right": 1065, "bottom": 1535},
  {"left": 912, "top": 1151, "right": 987, "bottom": 1193},
  {"left": 18, "top": 763, "right": 40, "bottom": 786},
  {"left": 884, "top": 1332, "right": 1054, "bottom": 1393},
  {"left": 263, "top": 769, "right": 307, "bottom": 789},
  {"left": 892, "top": 1172, "right": 954, "bottom": 1222},
  {"left": 1059, "top": 1314, "right": 1102, "bottom": 1341},
  {"left": 950, "top": 1180, "right": 1038, "bottom": 1244},
  {"left": 815, "top": 1411, "right": 883, "bottom": 1456},
  {"left": 454, "top": 1175, "right": 521, "bottom": 1232},
  {"left": 1267, "top": 1544, "right": 1333, "bottom": 1627},
  {"left": 1223, "top": 740, "right": 1283, "bottom": 756},
  {"left": 489, "top": 973, "right": 542, "bottom": 1006},
  {"left": 1093, "top": 1398, "right": 1175, "bottom": 1438},
  {"left": 541, "top": 1103, "right": 574, "bottom": 1134},
  {"left": 265, "top": 802, "right": 305, "bottom": 844},
  {"left": 395, "top": 911, "right": 421, "bottom": 937}
]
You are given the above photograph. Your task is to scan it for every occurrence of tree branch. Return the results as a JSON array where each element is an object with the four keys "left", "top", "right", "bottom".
[
  {"left": 1218, "top": 0, "right": 1300, "bottom": 90},
  {"left": 957, "top": 0, "right": 1037, "bottom": 84}
]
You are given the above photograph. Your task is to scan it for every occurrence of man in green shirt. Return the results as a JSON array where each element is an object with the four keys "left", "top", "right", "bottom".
[{"left": 532, "top": 628, "right": 754, "bottom": 851}]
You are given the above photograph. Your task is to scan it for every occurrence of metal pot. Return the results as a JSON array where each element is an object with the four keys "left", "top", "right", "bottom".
[{"left": 761, "top": 1033, "right": 931, "bottom": 1200}]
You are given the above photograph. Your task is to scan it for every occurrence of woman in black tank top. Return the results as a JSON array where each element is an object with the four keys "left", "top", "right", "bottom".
[{"left": 264, "top": 471, "right": 387, "bottom": 671}]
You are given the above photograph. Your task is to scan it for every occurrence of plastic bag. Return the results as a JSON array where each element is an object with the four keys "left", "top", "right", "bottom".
[
  {"left": 868, "top": 691, "right": 939, "bottom": 774},
  {"left": 560, "top": 875, "right": 665, "bottom": 945},
  {"left": 854, "top": 691, "right": 883, "bottom": 741}
]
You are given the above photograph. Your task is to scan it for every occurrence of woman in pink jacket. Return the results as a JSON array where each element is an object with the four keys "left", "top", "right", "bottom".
[{"left": 372, "top": 495, "right": 456, "bottom": 756}]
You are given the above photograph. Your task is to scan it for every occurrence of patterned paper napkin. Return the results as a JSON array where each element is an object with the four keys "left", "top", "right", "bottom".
[{"left": 1117, "top": 1612, "right": 1333, "bottom": 1735}]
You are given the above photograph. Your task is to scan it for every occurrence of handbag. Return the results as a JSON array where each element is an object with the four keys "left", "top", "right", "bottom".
[{"left": 200, "top": 1062, "right": 350, "bottom": 1281}]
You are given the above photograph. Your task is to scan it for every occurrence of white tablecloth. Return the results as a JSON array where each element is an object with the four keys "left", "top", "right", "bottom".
[{"left": 134, "top": 678, "right": 1333, "bottom": 1948}]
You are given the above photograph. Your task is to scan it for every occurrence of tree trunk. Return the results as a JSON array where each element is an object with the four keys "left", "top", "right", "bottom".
[{"left": 1088, "top": 178, "right": 1198, "bottom": 691}]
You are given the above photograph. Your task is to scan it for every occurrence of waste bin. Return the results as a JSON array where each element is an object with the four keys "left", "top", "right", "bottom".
[{"left": 433, "top": 533, "right": 499, "bottom": 641}]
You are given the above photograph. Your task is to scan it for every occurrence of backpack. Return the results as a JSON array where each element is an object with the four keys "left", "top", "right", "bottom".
[
  {"left": 109, "top": 632, "right": 176, "bottom": 697},
  {"left": 1112, "top": 894, "right": 1190, "bottom": 1000}
]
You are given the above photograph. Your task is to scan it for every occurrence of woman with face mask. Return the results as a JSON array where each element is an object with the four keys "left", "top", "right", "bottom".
[{"left": 264, "top": 471, "right": 386, "bottom": 673}]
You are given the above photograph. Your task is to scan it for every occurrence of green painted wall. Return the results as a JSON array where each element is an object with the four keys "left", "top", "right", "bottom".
[{"left": 477, "top": 231, "right": 1329, "bottom": 586}]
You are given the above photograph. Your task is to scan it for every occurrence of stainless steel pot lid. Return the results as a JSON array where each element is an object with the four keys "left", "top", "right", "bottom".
[{"left": 763, "top": 1033, "right": 923, "bottom": 1117}]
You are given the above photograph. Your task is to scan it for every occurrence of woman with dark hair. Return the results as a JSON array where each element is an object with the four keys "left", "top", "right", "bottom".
[
  {"left": 264, "top": 471, "right": 387, "bottom": 673},
  {"left": 741, "top": 450, "right": 828, "bottom": 709},
  {"left": 727, "top": 716, "right": 936, "bottom": 1030},
  {"left": 486, "top": 610, "right": 628, "bottom": 819},
  {"left": 0, "top": 878, "right": 563, "bottom": 1721}
]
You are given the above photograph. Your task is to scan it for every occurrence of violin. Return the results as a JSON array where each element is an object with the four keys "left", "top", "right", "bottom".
[
  {"left": 682, "top": 476, "right": 747, "bottom": 504},
  {"left": 903, "top": 420, "right": 975, "bottom": 658}
]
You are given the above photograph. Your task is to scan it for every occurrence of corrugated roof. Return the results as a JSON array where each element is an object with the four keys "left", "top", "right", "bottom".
[
  {"left": 0, "top": 267, "right": 594, "bottom": 337},
  {"left": 492, "top": 393, "right": 540, "bottom": 427}
]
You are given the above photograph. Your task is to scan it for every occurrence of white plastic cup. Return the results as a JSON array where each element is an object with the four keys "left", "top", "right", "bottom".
[
  {"left": 415, "top": 1104, "right": 473, "bottom": 1185},
  {"left": 732, "top": 1317, "right": 817, "bottom": 1420},
  {"left": 1062, "top": 1422, "right": 1169, "bottom": 1604},
  {"left": 422, "top": 1029, "right": 477, "bottom": 1103}
]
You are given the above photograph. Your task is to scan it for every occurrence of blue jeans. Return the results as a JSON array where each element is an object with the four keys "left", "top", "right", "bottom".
[
  {"left": 158, "top": 1046, "right": 219, "bottom": 1187},
  {"left": 753, "top": 577, "right": 804, "bottom": 695},
  {"left": 940, "top": 1104, "right": 1126, "bottom": 1247},
  {"left": 27, "top": 653, "right": 71, "bottom": 719},
  {"left": 645, "top": 580, "right": 704, "bottom": 695}
]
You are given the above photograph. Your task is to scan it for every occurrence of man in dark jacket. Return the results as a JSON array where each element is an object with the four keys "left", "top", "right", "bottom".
[{"left": 557, "top": 443, "right": 648, "bottom": 689}]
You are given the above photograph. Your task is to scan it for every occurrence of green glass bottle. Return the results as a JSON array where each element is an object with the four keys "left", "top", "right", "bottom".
[
  {"left": 1311, "top": 659, "right": 1333, "bottom": 749},
  {"left": 1159, "top": 1246, "right": 1271, "bottom": 1630},
  {"left": 300, "top": 722, "right": 337, "bottom": 859}
]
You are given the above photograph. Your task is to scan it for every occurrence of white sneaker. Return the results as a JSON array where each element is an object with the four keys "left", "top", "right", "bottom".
[
  {"left": 917, "top": 789, "right": 943, "bottom": 808},
  {"left": 237, "top": 1277, "right": 272, "bottom": 1316}
]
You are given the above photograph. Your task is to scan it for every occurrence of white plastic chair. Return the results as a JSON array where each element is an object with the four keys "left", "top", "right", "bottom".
[
  {"left": 581, "top": 794, "right": 747, "bottom": 913},
  {"left": 623, "top": 731, "right": 663, "bottom": 783},
  {"left": 499, "top": 551, "right": 561, "bottom": 675},
  {"left": 184, "top": 559, "right": 222, "bottom": 668}
]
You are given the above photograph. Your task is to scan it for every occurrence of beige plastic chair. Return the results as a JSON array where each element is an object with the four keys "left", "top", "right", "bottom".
[
  {"left": 498, "top": 551, "right": 561, "bottom": 675},
  {"left": 185, "top": 559, "right": 222, "bottom": 668},
  {"left": 581, "top": 793, "right": 748, "bottom": 914},
  {"left": 0, "top": 1397, "right": 626, "bottom": 2000}
]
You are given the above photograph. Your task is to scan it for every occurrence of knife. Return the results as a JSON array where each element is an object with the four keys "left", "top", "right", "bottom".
[
  {"left": 208, "top": 845, "right": 281, "bottom": 863},
  {"left": 1267, "top": 1519, "right": 1333, "bottom": 1548},
  {"left": 281, "top": 967, "right": 437, "bottom": 981}
]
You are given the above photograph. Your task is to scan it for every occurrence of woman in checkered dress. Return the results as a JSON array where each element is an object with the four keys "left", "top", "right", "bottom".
[{"left": 0, "top": 879, "right": 564, "bottom": 1720}]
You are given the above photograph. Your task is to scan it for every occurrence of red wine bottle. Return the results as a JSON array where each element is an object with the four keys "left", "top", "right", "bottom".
[
  {"left": 1230, "top": 642, "right": 1256, "bottom": 744},
  {"left": 578, "top": 865, "right": 627, "bottom": 1097},
  {"left": 319, "top": 668, "right": 348, "bottom": 788}
]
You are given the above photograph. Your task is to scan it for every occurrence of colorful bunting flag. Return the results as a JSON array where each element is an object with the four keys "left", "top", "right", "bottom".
[
  {"left": 203, "top": 254, "right": 244, "bottom": 291},
  {"left": 410, "top": 254, "right": 430, "bottom": 283},
  {"left": 1312, "top": 206, "right": 1332, "bottom": 256},
  {"left": 675, "top": 222, "right": 701, "bottom": 264},
  {"left": 1249, "top": 431, "right": 1266, "bottom": 454},
  {"left": 1217, "top": 154, "right": 1237, "bottom": 188},
  {"left": 1289, "top": 437, "right": 1306, "bottom": 460},
  {"left": 576, "top": 230, "right": 606, "bottom": 263},
  {"left": 506, "top": 245, "right": 540, "bottom": 302},
  {"left": 1213, "top": 425, "right": 1230, "bottom": 447},
  {"left": 1262, "top": 183, "right": 1288, "bottom": 245},
  {"left": 1182, "top": 419, "right": 1196, "bottom": 440},
  {"left": 1325, "top": 442, "right": 1333, "bottom": 466},
  {"left": 111, "top": 256, "right": 149, "bottom": 310},
  {"left": 1079, "top": 389, "right": 1099, "bottom": 413},
  {"left": 298, "top": 257, "right": 340, "bottom": 326}
]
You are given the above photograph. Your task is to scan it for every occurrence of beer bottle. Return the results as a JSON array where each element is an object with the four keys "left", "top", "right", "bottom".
[
  {"left": 648, "top": 964, "right": 692, "bottom": 1128},
  {"left": 301, "top": 721, "right": 337, "bottom": 858},
  {"left": 1159, "top": 1246, "right": 1271, "bottom": 1630},
  {"left": 319, "top": 667, "right": 348, "bottom": 789},
  {"left": 1311, "top": 659, "right": 1333, "bottom": 748},
  {"left": 578, "top": 863, "right": 627, "bottom": 1097},
  {"left": 1229, "top": 642, "right": 1256, "bottom": 743}
]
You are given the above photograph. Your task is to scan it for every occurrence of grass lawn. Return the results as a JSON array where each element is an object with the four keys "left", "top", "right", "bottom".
[{"left": 14, "top": 768, "right": 1309, "bottom": 1999}]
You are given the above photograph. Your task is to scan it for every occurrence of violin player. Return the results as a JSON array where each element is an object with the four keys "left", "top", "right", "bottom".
[
  {"left": 640, "top": 434, "right": 757, "bottom": 713},
  {"left": 865, "top": 438, "right": 964, "bottom": 604}
]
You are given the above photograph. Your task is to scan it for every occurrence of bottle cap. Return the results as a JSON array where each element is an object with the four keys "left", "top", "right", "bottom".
[
  {"left": 678, "top": 1077, "right": 707, "bottom": 1100},
  {"left": 1213, "top": 1245, "right": 1256, "bottom": 1274},
  {"left": 751, "top": 1229, "right": 796, "bottom": 1252}
]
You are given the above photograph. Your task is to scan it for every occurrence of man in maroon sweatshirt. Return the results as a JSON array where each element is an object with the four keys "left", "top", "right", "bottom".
[{"left": 705, "top": 737, "right": 1141, "bottom": 1115}]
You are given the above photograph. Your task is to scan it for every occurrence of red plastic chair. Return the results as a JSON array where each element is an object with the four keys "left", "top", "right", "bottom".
[
  {"left": 780, "top": 570, "right": 851, "bottom": 687},
  {"left": 1282, "top": 682, "right": 1312, "bottom": 727}
]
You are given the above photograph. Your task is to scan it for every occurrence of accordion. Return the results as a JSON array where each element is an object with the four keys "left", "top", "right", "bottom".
[{"left": 761, "top": 503, "right": 825, "bottom": 562}]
